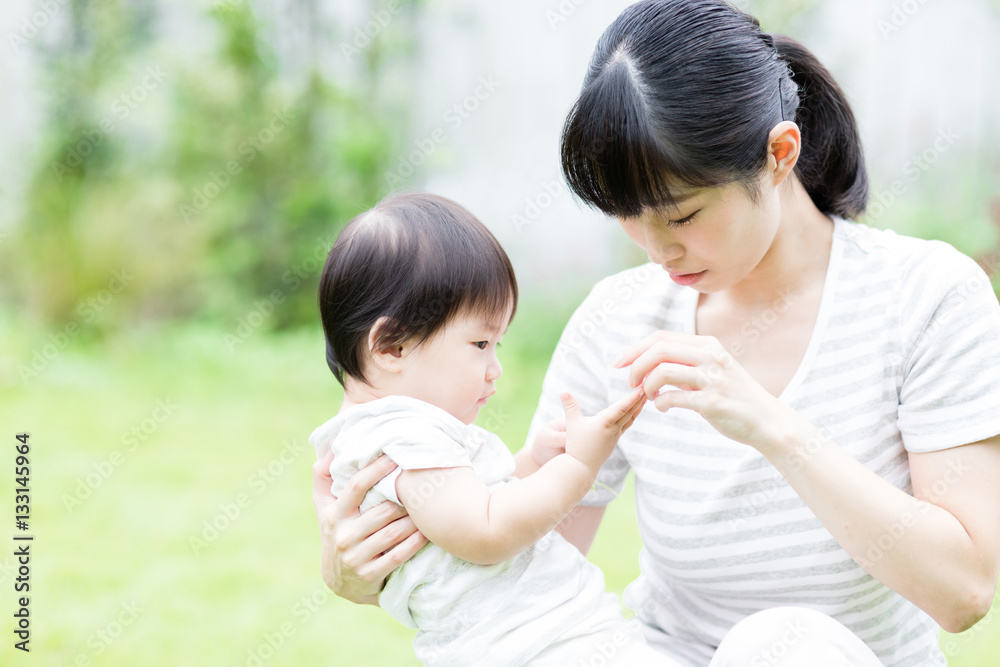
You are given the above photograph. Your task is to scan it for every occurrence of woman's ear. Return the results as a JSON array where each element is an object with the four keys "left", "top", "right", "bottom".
[
  {"left": 367, "top": 317, "right": 406, "bottom": 374},
  {"left": 767, "top": 121, "right": 801, "bottom": 186}
]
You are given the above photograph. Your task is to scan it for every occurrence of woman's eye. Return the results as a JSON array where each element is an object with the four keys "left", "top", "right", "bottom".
[
  {"left": 666, "top": 210, "right": 699, "bottom": 227},
  {"left": 474, "top": 341, "right": 488, "bottom": 350}
]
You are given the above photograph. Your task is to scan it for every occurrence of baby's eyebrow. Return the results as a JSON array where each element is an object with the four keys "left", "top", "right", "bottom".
[{"left": 474, "top": 320, "right": 508, "bottom": 336}]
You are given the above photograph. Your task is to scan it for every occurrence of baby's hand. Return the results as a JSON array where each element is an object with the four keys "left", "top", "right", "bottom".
[
  {"left": 560, "top": 388, "right": 646, "bottom": 472},
  {"left": 532, "top": 418, "right": 567, "bottom": 468}
]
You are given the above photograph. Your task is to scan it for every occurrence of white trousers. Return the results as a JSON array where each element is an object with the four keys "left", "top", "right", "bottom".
[
  {"left": 529, "top": 606, "right": 883, "bottom": 666},
  {"left": 707, "top": 606, "right": 884, "bottom": 667}
]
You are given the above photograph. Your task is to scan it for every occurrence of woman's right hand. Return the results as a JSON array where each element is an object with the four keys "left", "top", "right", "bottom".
[{"left": 313, "top": 449, "right": 428, "bottom": 605}]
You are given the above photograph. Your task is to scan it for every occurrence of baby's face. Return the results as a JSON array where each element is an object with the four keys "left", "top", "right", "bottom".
[{"left": 395, "top": 308, "right": 510, "bottom": 425}]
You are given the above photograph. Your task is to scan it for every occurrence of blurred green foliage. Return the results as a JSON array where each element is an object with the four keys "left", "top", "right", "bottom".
[{"left": 0, "top": 0, "right": 418, "bottom": 336}]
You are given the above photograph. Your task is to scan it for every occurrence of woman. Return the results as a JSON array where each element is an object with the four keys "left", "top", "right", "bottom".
[{"left": 313, "top": 1, "right": 1000, "bottom": 664}]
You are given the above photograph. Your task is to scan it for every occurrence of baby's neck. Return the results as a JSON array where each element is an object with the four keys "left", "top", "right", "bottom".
[{"left": 339, "top": 377, "right": 386, "bottom": 414}]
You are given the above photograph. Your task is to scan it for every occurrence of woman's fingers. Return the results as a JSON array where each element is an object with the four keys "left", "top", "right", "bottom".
[
  {"left": 335, "top": 455, "right": 399, "bottom": 521},
  {"left": 613, "top": 330, "right": 712, "bottom": 370},
  {"left": 641, "top": 362, "right": 707, "bottom": 399},
  {"left": 624, "top": 340, "right": 709, "bottom": 390},
  {"left": 339, "top": 499, "right": 411, "bottom": 555},
  {"left": 364, "top": 527, "right": 429, "bottom": 583},
  {"left": 312, "top": 448, "right": 337, "bottom": 515}
]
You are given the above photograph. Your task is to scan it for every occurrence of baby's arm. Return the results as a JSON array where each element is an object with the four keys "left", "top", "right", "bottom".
[{"left": 395, "top": 389, "right": 645, "bottom": 565}]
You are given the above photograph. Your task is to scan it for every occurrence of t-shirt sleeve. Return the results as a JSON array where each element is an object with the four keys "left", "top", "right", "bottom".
[
  {"left": 525, "top": 280, "right": 631, "bottom": 506},
  {"left": 372, "top": 418, "right": 474, "bottom": 505},
  {"left": 898, "top": 247, "right": 1000, "bottom": 453}
]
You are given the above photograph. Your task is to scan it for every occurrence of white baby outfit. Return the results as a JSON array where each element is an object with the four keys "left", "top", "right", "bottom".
[{"left": 310, "top": 396, "right": 643, "bottom": 667}]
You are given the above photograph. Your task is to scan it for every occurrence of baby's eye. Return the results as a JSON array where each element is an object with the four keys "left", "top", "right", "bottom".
[{"left": 474, "top": 341, "right": 488, "bottom": 350}]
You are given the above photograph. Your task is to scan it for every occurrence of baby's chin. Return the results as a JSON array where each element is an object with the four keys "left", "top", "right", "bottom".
[{"left": 458, "top": 405, "right": 482, "bottom": 426}]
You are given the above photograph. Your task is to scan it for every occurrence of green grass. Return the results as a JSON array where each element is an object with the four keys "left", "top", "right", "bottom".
[{"left": 0, "top": 310, "right": 997, "bottom": 666}]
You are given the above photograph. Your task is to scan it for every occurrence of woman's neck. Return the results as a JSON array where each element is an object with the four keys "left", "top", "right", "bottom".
[{"left": 721, "top": 177, "right": 834, "bottom": 310}]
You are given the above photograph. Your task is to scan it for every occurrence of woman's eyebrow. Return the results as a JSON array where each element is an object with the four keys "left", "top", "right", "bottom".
[{"left": 667, "top": 190, "right": 701, "bottom": 207}]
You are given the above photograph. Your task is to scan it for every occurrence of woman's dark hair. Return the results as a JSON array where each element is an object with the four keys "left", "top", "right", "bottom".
[
  {"left": 319, "top": 192, "right": 518, "bottom": 387},
  {"left": 560, "top": 0, "right": 867, "bottom": 220}
]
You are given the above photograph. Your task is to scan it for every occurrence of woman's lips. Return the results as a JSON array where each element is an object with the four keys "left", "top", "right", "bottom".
[{"left": 667, "top": 270, "right": 706, "bottom": 286}]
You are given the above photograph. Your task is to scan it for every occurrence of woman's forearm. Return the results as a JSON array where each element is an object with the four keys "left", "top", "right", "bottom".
[{"left": 764, "top": 413, "right": 996, "bottom": 633}]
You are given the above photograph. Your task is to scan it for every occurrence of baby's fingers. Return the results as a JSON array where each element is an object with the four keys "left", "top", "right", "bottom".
[
  {"left": 602, "top": 387, "right": 646, "bottom": 427},
  {"left": 560, "top": 392, "right": 582, "bottom": 425}
]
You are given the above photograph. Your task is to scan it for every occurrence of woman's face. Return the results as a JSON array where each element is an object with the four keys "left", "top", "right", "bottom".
[{"left": 617, "top": 178, "right": 780, "bottom": 293}]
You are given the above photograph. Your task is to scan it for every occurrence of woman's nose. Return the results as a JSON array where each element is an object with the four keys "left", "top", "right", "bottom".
[
  {"left": 640, "top": 224, "right": 682, "bottom": 264},
  {"left": 646, "top": 238, "right": 683, "bottom": 265}
]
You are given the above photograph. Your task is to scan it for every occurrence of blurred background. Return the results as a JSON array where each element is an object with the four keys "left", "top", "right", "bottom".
[{"left": 1, "top": 0, "right": 998, "bottom": 665}]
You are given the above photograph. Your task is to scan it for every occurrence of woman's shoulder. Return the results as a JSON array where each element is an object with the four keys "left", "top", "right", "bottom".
[{"left": 834, "top": 218, "right": 987, "bottom": 295}]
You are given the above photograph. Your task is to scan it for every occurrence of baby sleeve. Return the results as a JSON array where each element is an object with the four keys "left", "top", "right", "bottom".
[
  {"left": 369, "top": 415, "right": 475, "bottom": 505},
  {"left": 897, "top": 246, "right": 1000, "bottom": 453}
]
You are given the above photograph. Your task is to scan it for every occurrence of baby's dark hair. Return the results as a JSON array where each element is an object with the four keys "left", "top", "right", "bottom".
[{"left": 319, "top": 192, "right": 518, "bottom": 387}]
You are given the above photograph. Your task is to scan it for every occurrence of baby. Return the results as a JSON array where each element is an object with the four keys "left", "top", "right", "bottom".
[{"left": 310, "top": 192, "right": 678, "bottom": 666}]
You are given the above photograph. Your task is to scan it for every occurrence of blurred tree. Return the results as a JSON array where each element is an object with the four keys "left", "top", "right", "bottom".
[{"left": 1, "top": 0, "right": 420, "bottom": 335}]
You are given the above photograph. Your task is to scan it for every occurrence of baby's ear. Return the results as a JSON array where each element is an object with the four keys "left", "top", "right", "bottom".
[{"left": 367, "top": 317, "right": 405, "bottom": 372}]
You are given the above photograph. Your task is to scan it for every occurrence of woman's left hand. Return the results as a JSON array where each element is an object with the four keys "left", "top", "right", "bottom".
[{"left": 614, "top": 330, "right": 797, "bottom": 452}]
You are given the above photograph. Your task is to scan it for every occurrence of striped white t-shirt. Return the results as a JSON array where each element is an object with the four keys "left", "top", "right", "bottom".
[{"left": 526, "top": 218, "right": 1000, "bottom": 667}]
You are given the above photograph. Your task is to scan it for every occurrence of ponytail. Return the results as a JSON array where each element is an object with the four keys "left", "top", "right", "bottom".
[{"left": 772, "top": 34, "right": 868, "bottom": 219}]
